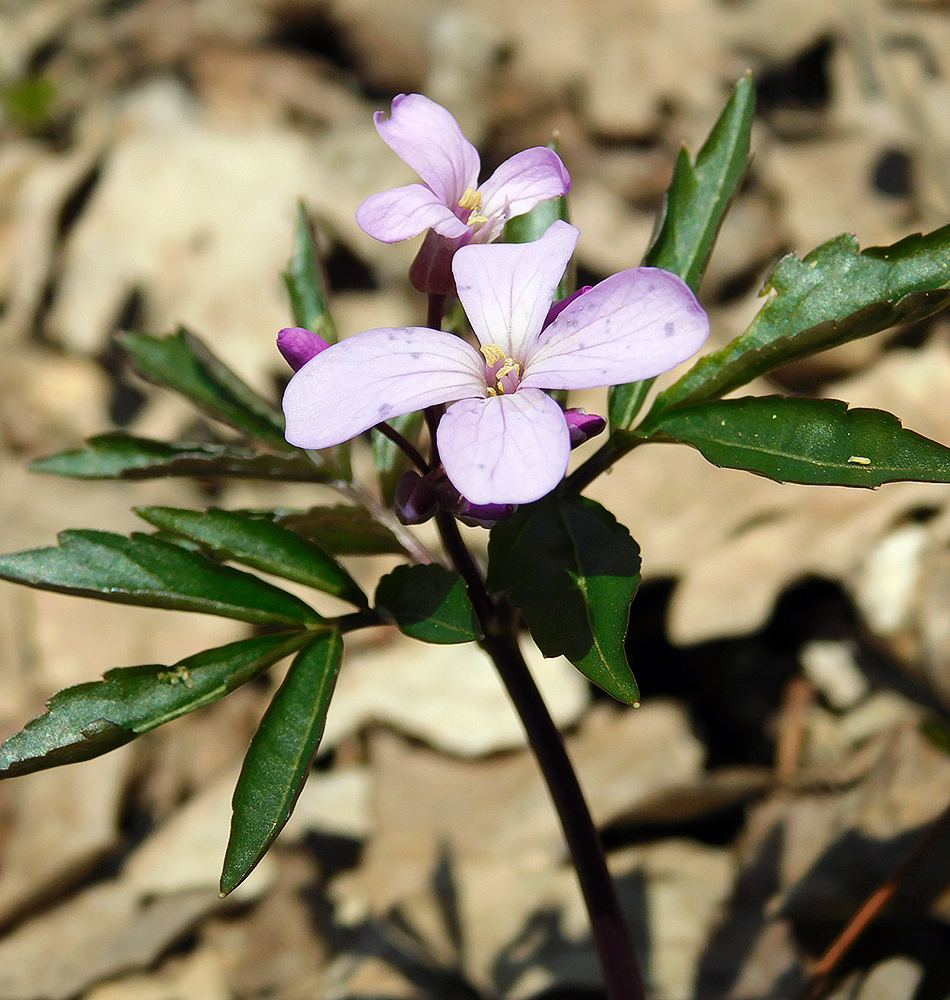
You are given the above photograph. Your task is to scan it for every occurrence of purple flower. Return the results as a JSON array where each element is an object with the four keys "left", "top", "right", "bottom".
[
  {"left": 355, "top": 94, "right": 570, "bottom": 296},
  {"left": 282, "top": 221, "right": 709, "bottom": 505}
]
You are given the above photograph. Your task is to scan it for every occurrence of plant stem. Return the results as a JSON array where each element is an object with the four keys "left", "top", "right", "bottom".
[
  {"left": 373, "top": 420, "right": 429, "bottom": 473},
  {"left": 482, "top": 626, "right": 646, "bottom": 1000},
  {"left": 424, "top": 289, "right": 644, "bottom": 997},
  {"left": 561, "top": 432, "right": 643, "bottom": 495},
  {"left": 435, "top": 510, "right": 645, "bottom": 1000}
]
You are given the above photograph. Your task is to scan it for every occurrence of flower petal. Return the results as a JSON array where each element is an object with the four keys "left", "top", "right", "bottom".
[
  {"left": 437, "top": 388, "right": 570, "bottom": 504},
  {"left": 479, "top": 147, "right": 571, "bottom": 221},
  {"left": 452, "top": 220, "right": 579, "bottom": 358},
  {"left": 374, "top": 94, "right": 480, "bottom": 206},
  {"left": 356, "top": 184, "right": 471, "bottom": 243},
  {"left": 522, "top": 267, "right": 709, "bottom": 389},
  {"left": 282, "top": 327, "right": 485, "bottom": 450}
]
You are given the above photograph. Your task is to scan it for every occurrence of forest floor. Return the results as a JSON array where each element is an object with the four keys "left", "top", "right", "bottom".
[{"left": 3, "top": 1, "right": 950, "bottom": 998}]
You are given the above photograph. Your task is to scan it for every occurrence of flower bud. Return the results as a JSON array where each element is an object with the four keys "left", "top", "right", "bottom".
[
  {"left": 277, "top": 327, "right": 331, "bottom": 372},
  {"left": 564, "top": 408, "right": 606, "bottom": 447},
  {"left": 394, "top": 470, "right": 439, "bottom": 525},
  {"left": 433, "top": 473, "right": 516, "bottom": 528},
  {"left": 542, "top": 285, "right": 592, "bottom": 330}
]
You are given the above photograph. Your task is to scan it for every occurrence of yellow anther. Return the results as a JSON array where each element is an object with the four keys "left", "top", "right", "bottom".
[
  {"left": 480, "top": 343, "right": 506, "bottom": 366},
  {"left": 458, "top": 187, "right": 489, "bottom": 226},
  {"left": 495, "top": 361, "right": 519, "bottom": 382},
  {"left": 458, "top": 187, "right": 482, "bottom": 212}
]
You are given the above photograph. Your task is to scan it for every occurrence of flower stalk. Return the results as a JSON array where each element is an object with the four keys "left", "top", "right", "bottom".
[{"left": 427, "top": 292, "right": 646, "bottom": 1000}]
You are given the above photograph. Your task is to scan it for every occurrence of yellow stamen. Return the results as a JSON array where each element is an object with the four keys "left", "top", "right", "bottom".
[
  {"left": 458, "top": 187, "right": 489, "bottom": 226},
  {"left": 480, "top": 343, "right": 506, "bottom": 366},
  {"left": 458, "top": 187, "right": 481, "bottom": 211},
  {"left": 479, "top": 343, "right": 521, "bottom": 394}
]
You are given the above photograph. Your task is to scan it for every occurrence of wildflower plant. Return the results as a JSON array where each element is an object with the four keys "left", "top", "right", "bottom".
[{"left": 4, "top": 76, "right": 950, "bottom": 999}]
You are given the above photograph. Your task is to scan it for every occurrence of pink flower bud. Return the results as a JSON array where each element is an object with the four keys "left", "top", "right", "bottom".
[
  {"left": 277, "top": 327, "right": 330, "bottom": 372},
  {"left": 564, "top": 408, "right": 606, "bottom": 447}
]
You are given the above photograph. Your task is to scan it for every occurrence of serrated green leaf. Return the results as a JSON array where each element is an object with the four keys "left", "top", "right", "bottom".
[
  {"left": 276, "top": 505, "right": 407, "bottom": 555},
  {"left": 0, "top": 631, "right": 309, "bottom": 777},
  {"left": 488, "top": 495, "right": 640, "bottom": 702},
  {"left": 648, "top": 395, "right": 950, "bottom": 486},
  {"left": 221, "top": 629, "right": 343, "bottom": 894},
  {"left": 136, "top": 506, "right": 367, "bottom": 608},
  {"left": 372, "top": 411, "right": 425, "bottom": 505},
  {"left": 117, "top": 328, "right": 289, "bottom": 449},
  {"left": 650, "top": 225, "right": 950, "bottom": 416},
  {"left": 283, "top": 202, "right": 338, "bottom": 343},
  {"left": 0, "top": 530, "right": 321, "bottom": 625},
  {"left": 29, "top": 433, "right": 329, "bottom": 482},
  {"left": 375, "top": 564, "right": 479, "bottom": 644},
  {"left": 609, "top": 73, "right": 754, "bottom": 430}
]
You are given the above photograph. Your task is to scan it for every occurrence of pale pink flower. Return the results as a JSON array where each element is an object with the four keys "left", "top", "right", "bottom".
[
  {"left": 282, "top": 222, "right": 709, "bottom": 505},
  {"left": 355, "top": 94, "right": 570, "bottom": 296}
]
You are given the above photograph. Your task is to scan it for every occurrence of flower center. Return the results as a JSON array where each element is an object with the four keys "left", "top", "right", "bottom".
[
  {"left": 458, "top": 187, "right": 489, "bottom": 227},
  {"left": 480, "top": 343, "right": 521, "bottom": 396}
]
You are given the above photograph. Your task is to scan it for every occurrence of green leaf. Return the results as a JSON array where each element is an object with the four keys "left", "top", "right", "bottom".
[
  {"left": 643, "top": 72, "right": 755, "bottom": 289},
  {"left": 372, "top": 411, "right": 425, "bottom": 504},
  {"left": 375, "top": 564, "right": 479, "bottom": 644},
  {"left": 650, "top": 225, "right": 950, "bottom": 415},
  {"left": 117, "top": 328, "right": 289, "bottom": 449},
  {"left": 282, "top": 202, "right": 338, "bottom": 343},
  {"left": 648, "top": 395, "right": 950, "bottom": 486},
  {"left": 0, "top": 631, "right": 309, "bottom": 777},
  {"left": 504, "top": 193, "right": 570, "bottom": 246},
  {"left": 608, "top": 378, "right": 654, "bottom": 433},
  {"left": 221, "top": 629, "right": 343, "bottom": 894},
  {"left": 0, "top": 530, "right": 322, "bottom": 626},
  {"left": 276, "top": 505, "right": 407, "bottom": 555},
  {"left": 29, "top": 433, "right": 328, "bottom": 482},
  {"left": 488, "top": 495, "right": 640, "bottom": 702},
  {"left": 609, "top": 73, "right": 754, "bottom": 430},
  {"left": 136, "top": 506, "right": 367, "bottom": 607}
]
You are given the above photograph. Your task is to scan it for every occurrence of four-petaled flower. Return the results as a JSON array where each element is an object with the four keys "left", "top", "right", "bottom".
[
  {"left": 356, "top": 93, "right": 571, "bottom": 296},
  {"left": 282, "top": 221, "right": 709, "bottom": 506}
]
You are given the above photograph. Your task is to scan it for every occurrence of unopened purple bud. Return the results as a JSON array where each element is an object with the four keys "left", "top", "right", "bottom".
[
  {"left": 395, "top": 470, "right": 439, "bottom": 525},
  {"left": 564, "top": 408, "right": 606, "bottom": 447},
  {"left": 455, "top": 501, "right": 518, "bottom": 529},
  {"left": 277, "top": 327, "right": 331, "bottom": 372},
  {"left": 433, "top": 473, "right": 516, "bottom": 528},
  {"left": 543, "top": 285, "right": 592, "bottom": 330}
]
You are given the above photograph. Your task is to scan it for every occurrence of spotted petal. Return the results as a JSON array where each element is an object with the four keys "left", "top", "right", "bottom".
[
  {"left": 374, "top": 94, "right": 480, "bottom": 206},
  {"left": 437, "top": 388, "right": 571, "bottom": 504},
  {"left": 479, "top": 147, "right": 571, "bottom": 221},
  {"left": 453, "top": 220, "right": 579, "bottom": 359},
  {"left": 283, "top": 328, "right": 485, "bottom": 450},
  {"left": 522, "top": 267, "right": 709, "bottom": 390},
  {"left": 356, "top": 183, "right": 471, "bottom": 243}
]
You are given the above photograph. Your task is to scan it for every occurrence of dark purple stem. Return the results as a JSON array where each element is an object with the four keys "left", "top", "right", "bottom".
[
  {"left": 373, "top": 420, "right": 429, "bottom": 474},
  {"left": 426, "top": 291, "right": 645, "bottom": 1000}
]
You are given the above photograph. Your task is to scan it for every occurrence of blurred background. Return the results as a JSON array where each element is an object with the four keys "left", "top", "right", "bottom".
[{"left": 3, "top": 0, "right": 950, "bottom": 997}]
